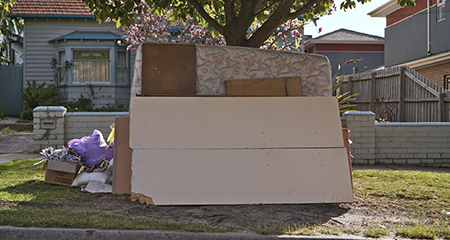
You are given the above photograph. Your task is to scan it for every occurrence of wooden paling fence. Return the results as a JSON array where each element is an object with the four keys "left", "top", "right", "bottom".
[{"left": 339, "top": 65, "right": 448, "bottom": 122}]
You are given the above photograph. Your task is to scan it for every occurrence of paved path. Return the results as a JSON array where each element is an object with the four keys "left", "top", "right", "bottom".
[{"left": 0, "top": 153, "right": 42, "bottom": 164}]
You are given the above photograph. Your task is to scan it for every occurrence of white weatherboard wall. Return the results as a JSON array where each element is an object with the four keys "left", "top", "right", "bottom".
[{"left": 129, "top": 96, "right": 353, "bottom": 205}]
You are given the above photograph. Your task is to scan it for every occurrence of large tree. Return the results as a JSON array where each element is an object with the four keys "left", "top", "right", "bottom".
[{"left": 82, "top": 0, "right": 415, "bottom": 48}]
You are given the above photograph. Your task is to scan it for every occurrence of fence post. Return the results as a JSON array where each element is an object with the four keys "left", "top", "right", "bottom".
[
  {"left": 33, "top": 106, "right": 66, "bottom": 151},
  {"left": 370, "top": 71, "right": 377, "bottom": 112},
  {"left": 439, "top": 93, "right": 446, "bottom": 122},
  {"left": 342, "top": 111, "right": 376, "bottom": 165},
  {"left": 348, "top": 76, "right": 353, "bottom": 95},
  {"left": 399, "top": 66, "right": 406, "bottom": 122}
]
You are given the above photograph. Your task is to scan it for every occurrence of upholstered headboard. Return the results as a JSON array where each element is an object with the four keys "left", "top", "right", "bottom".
[{"left": 131, "top": 43, "right": 332, "bottom": 97}]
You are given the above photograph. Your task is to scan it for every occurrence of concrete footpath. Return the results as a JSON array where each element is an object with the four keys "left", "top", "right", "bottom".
[{"left": 0, "top": 226, "right": 373, "bottom": 240}]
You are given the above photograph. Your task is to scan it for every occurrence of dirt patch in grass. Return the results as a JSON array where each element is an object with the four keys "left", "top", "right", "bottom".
[
  {"left": 10, "top": 191, "right": 419, "bottom": 236},
  {"left": 16, "top": 194, "right": 350, "bottom": 232}
]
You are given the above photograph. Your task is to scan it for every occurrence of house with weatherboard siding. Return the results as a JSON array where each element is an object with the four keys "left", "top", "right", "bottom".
[
  {"left": 10, "top": 0, "right": 132, "bottom": 108},
  {"left": 369, "top": 0, "right": 450, "bottom": 89},
  {"left": 304, "top": 28, "right": 384, "bottom": 77}
]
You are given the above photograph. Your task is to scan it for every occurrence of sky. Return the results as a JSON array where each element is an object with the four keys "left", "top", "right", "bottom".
[{"left": 303, "top": 0, "right": 389, "bottom": 38}]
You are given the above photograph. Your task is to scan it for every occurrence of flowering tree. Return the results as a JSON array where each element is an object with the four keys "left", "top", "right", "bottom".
[
  {"left": 120, "top": 2, "right": 321, "bottom": 52},
  {"left": 83, "top": 0, "right": 415, "bottom": 49},
  {"left": 118, "top": 5, "right": 225, "bottom": 50}
]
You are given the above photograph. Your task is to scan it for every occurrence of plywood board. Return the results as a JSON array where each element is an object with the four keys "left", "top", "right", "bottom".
[
  {"left": 112, "top": 117, "right": 132, "bottom": 194},
  {"left": 132, "top": 148, "right": 353, "bottom": 205},
  {"left": 129, "top": 96, "right": 343, "bottom": 149},
  {"left": 141, "top": 43, "right": 196, "bottom": 95},
  {"left": 225, "top": 77, "right": 302, "bottom": 96}
]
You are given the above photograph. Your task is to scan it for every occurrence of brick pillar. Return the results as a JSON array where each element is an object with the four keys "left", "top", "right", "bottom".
[
  {"left": 343, "top": 111, "right": 376, "bottom": 165},
  {"left": 33, "top": 106, "right": 66, "bottom": 150}
]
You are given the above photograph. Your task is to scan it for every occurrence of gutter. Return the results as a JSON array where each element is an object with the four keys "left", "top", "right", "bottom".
[{"left": 9, "top": 14, "right": 93, "bottom": 19}]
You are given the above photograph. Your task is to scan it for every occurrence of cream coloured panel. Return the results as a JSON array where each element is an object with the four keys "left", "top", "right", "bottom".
[
  {"left": 129, "top": 96, "right": 343, "bottom": 149},
  {"left": 131, "top": 148, "right": 353, "bottom": 205}
]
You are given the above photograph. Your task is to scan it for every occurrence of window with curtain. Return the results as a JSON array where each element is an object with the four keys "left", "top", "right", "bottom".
[{"left": 73, "top": 50, "right": 110, "bottom": 83}]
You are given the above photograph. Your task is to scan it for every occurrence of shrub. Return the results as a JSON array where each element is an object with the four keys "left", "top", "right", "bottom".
[
  {"left": 62, "top": 94, "right": 94, "bottom": 112},
  {"left": 18, "top": 108, "right": 33, "bottom": 123},
  {"left": 21, "top": 81, "right": 60, "bottom": 109}
]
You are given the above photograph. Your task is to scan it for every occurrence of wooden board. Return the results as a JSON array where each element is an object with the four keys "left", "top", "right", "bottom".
[
  {"left": 141, "top": 43, "right": 197, "bottom": 95},
  {"left": 112, "top": 117, "right": 132, "bottom": 194},
  {"left": 132, "top": 148, "right": 353, "bottom": 205},
  {"left": 129, "top": 96, "right": 343, "bottom": 149},
  {"left": 225, "top": 77, "right": 302, "bottom": 96}
]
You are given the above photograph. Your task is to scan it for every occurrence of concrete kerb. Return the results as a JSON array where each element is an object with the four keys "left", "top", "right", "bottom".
[{"left": 0, "top": 226, "right": 371, "bottom": 240}]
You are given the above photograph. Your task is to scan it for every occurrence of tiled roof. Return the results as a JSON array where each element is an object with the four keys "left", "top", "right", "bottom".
[
  {"left": 314, "top": 28, "right": 384, "bottom": 42},
  {"left": 11, "top": 0, "right": 92, "bottom": 17}
]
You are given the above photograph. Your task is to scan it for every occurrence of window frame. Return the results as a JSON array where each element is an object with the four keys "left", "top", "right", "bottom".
[
  {"left": 54, "top": 43, "right": 129, "bottom": 86},
  {"left": 444, "top": 75, "right": 450, "bottom": 90},
  {"left": 71, "top": 48, "right": 112, "bottom": 85},
  {"left": 437, "top": 0, "right": 446, "bottom": 22}
]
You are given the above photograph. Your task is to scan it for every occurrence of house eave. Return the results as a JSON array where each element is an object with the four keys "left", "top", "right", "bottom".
[
  {"left": 368, "top": 0, "right": 400, "bottom": 17},
  {"left": 305, "top": 40, "right": 384, "bottom": 48},
  {"left": 403, "top": 52, "right": 450, "bottom": 69}
]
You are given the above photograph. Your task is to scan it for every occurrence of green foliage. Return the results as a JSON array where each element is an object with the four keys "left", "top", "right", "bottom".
[
  {"left": 81, "top": 0, "right": 416, "bottom": 48},
  {"left": 0, "top": 101, "right": 4, "bottom": 119},
  {"left": 20, "top": 81, "right": 60, "bottom": 109},
  {"left": 332, "top": 59, "right": 360, "bottom": 114},
  {"left": 0, "top": 127, "right": 30, "bottom": 134},
  {"left": 1, "top": 0, "right": 23, "bottom": 65},
  {"left": 18, "top": 108, "right": 33, "bottom": 122},
  {"left": 62, "top": 94, "right": 94, "bottom": 112},
  {"left": 97, "top": 103, "right": 127, "bottom": 112}
]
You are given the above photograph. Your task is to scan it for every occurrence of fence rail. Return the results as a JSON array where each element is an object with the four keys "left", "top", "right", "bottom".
[{"left": 339, "top": 65, "right": 448, "bottom": 122}]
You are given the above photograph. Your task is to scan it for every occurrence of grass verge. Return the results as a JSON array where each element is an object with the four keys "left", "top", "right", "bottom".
[{"left": 1, "top": 158, "right": 450, "bottom": 238}]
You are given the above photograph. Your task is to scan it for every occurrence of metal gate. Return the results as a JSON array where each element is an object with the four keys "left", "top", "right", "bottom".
[{"left": 0, "top": 64, "right": 23, "bottom": 116}]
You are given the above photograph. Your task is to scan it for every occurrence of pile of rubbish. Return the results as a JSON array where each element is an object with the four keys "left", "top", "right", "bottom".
[{"left": 38, "top": 126, "right": 116, "bottom": 193}]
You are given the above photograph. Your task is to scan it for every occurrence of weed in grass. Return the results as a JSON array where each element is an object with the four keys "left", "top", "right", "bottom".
[
  {"left": 396, "top": 225, "right": 436, "bottom": 239},
  {"left": 284, "top": 224, "right": 318, "bottom": 236},
  {"left": 364, "top": 227, "right": 388, "bottom": 238}
]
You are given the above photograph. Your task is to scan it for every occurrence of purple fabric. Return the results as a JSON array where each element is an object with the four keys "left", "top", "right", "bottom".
[{"left": 68, "top": 130, "right": 113, "bottom": 169}]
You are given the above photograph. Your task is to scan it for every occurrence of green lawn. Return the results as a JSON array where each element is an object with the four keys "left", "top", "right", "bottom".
[{"left": 1, "top": 158, "right": 450, "bottom": 238}]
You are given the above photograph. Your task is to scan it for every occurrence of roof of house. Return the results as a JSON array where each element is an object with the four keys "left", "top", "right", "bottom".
[
  {"left": 48, "top": 31, "right": 123, "bottom": 43},
  {"left": 304, "top": 28, "right": 384, "bottom": 49},
  {"left": 312, "top": 28, "right": 384, "bottom": 42},
  {"left": 11, "top": 0, "right": 92, "bottom": 18}
]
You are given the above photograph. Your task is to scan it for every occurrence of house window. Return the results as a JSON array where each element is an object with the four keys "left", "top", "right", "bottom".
[
  {"left": 445, "top": 75, "right": 450, "bottom": 90},
  {"left": 437, "top": 0, "right": 446, "bottom": 21},
  {"left": 56, "top": 50, "right": 66, "bottom": 83},
  {"left": 117, "top": 51, "right": 127, "bottom": 84},
  {"left": 72, "top": 50, "right": 110, "bottom": 83}
]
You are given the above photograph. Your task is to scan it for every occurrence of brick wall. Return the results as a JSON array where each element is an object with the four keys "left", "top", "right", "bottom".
[
  {"left": 415, "top": 62, "right": 450, "bottom": 88},
  {"left": 34, "top": 106, "right": 128, "bottom": 150},
  {"left": 65, "top": 112, "right": 126, "bottom": 143},
  {"left": 343, "top": 111, "right": 450, "bottom": 167}
]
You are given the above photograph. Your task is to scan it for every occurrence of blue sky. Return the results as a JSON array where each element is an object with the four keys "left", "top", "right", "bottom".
[{"left": 303, "top": 0, "right": 388, "bottom": 38}]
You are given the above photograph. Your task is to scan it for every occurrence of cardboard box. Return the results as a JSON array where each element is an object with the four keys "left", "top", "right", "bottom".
[{"left": 44, "top": 160, "right": 81, "bottom": 186}]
